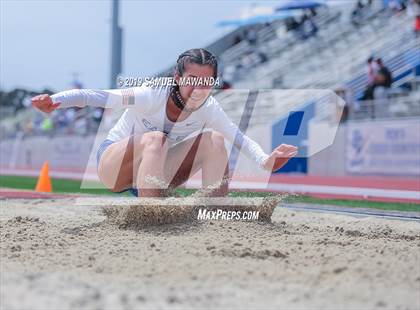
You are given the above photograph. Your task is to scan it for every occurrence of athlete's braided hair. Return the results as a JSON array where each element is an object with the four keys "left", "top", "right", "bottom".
[
  {"left": 170, "top": 48, "right": 217, "bottom": 112},
  {"left": 175, "top": 48, "right": 218, "bottom": 78}
]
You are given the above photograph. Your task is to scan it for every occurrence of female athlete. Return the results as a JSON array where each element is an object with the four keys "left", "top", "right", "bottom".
[{"left": 31, "top": 48, "right": 297, "bottom": 197}]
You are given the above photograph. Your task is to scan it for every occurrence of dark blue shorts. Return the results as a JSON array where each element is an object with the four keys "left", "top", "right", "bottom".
[{"left": 96, "top": 138, "right": 140, "bottom": 197}]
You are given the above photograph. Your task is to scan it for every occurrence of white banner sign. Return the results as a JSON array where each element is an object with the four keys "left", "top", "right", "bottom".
[{"left": 346, "top": 120, "right": 420, "bottom": 176}]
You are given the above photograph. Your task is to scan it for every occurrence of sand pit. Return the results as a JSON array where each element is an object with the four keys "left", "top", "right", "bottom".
[
  {"left": 101, "top": 197, "right": 279, "bottom": 228},
  {"left": 1, "top": 197, "right": 420, "bottom": 310}
]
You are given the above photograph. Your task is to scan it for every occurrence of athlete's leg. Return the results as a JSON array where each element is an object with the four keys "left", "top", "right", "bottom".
[
  {"left": 164, "top": 131, "right": 229, "bottom": 197},
  {"left": 200, "top": 132, "right": 229, "bottom": 196},
  {"left": 97, "top": 132, "right": 167, "bottom": 196},
  {"left": 97, "top": 135, "right": 138, "bottom": 193},
  {"left": 135, "top": 131, "right": 168, "bottom": 197}
]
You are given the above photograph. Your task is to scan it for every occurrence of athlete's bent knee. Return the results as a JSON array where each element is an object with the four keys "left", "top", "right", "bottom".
[
  {"left": 140, "top": 131, "right": 167, "bottom": 154},
  {"left": 210, "top": 132, "right": 227, "bottom": 154}
]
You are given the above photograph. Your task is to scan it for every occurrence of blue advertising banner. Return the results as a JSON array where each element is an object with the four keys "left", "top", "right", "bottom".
[{"left": 347, "top": 120, "right": 420, "bottom": 176}]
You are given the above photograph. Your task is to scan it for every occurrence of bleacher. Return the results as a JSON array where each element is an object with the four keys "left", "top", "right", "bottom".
[
  {"left": 215, "top": 3, "right": 420, "bottom": 125},
  {"left": 220, "top": 5, "right": 343, "bottom": 84}
]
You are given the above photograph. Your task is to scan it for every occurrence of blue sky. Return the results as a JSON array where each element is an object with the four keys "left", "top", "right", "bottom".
[{"left": 1, "top": 0, "right": 288, "bottom": 92}]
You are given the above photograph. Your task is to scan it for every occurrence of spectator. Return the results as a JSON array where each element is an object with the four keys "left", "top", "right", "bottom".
[
  {"left": 72, "top": 73, "right": 83, "bottom": 89},
  {"left": 23, "top": 121, "right": 33, "bottom": 136},
  {"left": 297, "top": 13, "right": 308, "bottom": 39},
  {"left": 373, "top": 58, "right": 393, "bottom": 98},
  {"left": 258, "top": 51, "right": 268, "bottom": 63},
  {"left": 351, "top": 0, "right": 374, "bottom": 25},
  {"left": 65, "top": 108, "right": 76, "bottom": 134},
  {"left": 240, "top": 52, "right": 254, "bottom": 69},
  {"left": 244, "top": 28, "right": 258, "bottom": 45},
  {"left": 351, "top": 0, "right": 365, "bottom": 26},
  {"left": 233, "top": 35, "right": 242, "bottom": 46},
  {"left": 408, "top": 0, "right": 420, "bottom": 35},
  {"left": 361, "top": 57, "right": 379, "bottom": 100},
  {"left": 91, "top": 108, "right": 104, "bottom": 131},
  {"left": 41, "top": 117, "right": 54, "bottom": 136},
  {"left": 388, "top": 0, "right": 407, "bottom": 13},
  {"left": 57, "top": 110, "right": 68, "bottom": 128},
  {"left": 22, "top": 96, "right": 32, "bottom": 108},
  {"left": 304, "top": 14, "right": 318, "bottom": 38},
  {"left": 375, "top": 59, "right": 392, "bottom": 87},
  {"left": 285, "top": 16, "right": 300, "bottom": 32},
  {"left": 297, "top": 12, "right": 318, "bottom": 40}
]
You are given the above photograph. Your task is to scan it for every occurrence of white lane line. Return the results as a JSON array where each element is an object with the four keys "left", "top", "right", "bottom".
[
  {"left": 186, "top": 180, "right": 420, "bottom": 201},
  {"left": 284, "top": 204, "right": 420, "bottom": 221}
]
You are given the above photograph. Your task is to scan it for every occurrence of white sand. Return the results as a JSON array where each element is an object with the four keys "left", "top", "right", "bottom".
[{"left": 1, "top": 197, "right": 419, "bottom": 310}]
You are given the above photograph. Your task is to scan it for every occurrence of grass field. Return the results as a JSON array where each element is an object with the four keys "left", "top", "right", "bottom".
[{"left": 1, "top": 174, "right": 419, "bottom": 212}]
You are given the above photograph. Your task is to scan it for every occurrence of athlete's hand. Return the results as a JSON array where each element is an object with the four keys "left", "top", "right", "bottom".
[
  {"left": 31, "top": 94, "right": 61, "bottom": 113},
  {"left": 262, "top": 144, "right": 298, "bottom": 172}
]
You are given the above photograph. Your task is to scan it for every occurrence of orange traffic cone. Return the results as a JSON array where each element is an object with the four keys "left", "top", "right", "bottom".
[{"left": 35, "top": 161, "right": 52, "bottom": 192}]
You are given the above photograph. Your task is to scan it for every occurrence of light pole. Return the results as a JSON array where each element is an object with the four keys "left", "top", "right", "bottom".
[{"left": 110, "top": 0, "right": 123, "bottom": 88}]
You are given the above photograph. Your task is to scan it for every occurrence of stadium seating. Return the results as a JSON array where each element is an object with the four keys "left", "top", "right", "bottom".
[{"left": 216, "top": 4, "right": 420, "bottom": 125}]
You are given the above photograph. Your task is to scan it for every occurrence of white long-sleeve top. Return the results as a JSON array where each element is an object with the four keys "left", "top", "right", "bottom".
[{"left": 51, "top": 85, "right": 270, "bottom": 167}]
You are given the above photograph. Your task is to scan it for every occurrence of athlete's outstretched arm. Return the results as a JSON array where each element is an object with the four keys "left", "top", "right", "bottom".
[
  {"left": 51, "top": 88, "right": 133, "bottom": 109},
  {"left": 209, "top": 102, "right": 297, "bottom": 172},
  {"left": 31, "top": 86, "right": 153, "bottom": 113}
]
